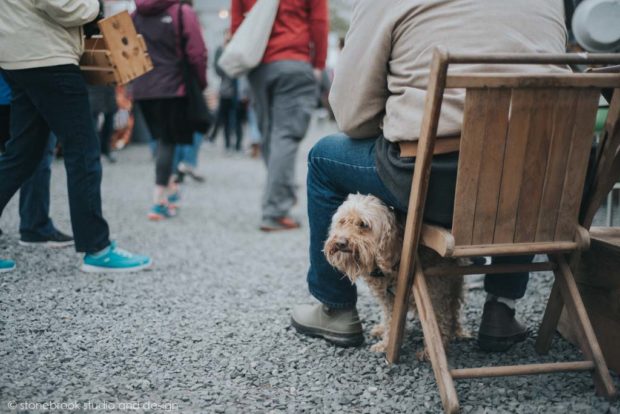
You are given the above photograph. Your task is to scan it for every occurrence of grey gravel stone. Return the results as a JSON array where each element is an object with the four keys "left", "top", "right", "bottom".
[{"left": 0, "top": 119, "right": 619, "bottom": 413}]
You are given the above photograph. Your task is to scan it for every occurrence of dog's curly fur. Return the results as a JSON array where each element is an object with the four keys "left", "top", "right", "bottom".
[{"left": 324, "top": 193, "right": 466, "bottom": 360}]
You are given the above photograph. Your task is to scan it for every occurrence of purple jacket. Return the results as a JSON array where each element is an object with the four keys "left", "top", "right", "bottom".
[{"left": 131, "top": 0, "right": 207, "bottom": 100}]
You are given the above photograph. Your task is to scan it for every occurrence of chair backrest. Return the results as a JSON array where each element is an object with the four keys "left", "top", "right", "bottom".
[{"left": 411, "top": 50, "right": 620, "bottom": 257}]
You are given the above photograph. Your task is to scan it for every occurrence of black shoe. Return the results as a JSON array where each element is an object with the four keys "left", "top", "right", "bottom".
[
  {"left": 19, "top": 229, "right": 74, "bottom": 248},
  {"left": 478, "top": 300, "right": 528, "bottom": 352}
]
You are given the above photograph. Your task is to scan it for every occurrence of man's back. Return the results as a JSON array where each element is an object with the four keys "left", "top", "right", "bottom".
[{"left": 330, "top": 0, "right": 568, "bottom": 142}]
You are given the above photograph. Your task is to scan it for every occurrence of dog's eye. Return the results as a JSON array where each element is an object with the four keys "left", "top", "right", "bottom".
[{"left": 358, "top": 221, "right": 370, "bottom": 229}]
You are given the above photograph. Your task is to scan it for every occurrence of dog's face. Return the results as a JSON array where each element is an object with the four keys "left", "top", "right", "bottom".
[{"left": 324, "top": 194, "right": 399, "bottom": 283}]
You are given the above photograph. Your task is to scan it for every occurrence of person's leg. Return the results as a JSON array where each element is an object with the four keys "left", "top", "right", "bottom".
[
  {"left": 248, "top": 66, "right": 272, "bottom": 165},
  {"left": 261, "top": 61, "right": 317, "bottom": 223},
  {"left": 234, "top": 100, "right": 244, "bottom": 151},
  {"left": 222, "top": 98, "right": 233, "bottom": 150},
  {"left": 100, "top": 111, "right": 115, "bottom": 162},
  {"left": 304, "top": 134, "right": 406, "bottom": 308},
  {"left": 292, "top": 134, "right": 407, "bottom": 346},
  {"left": 0, "top": 71, "right": 52, "bottom": 218},
  {"left": 18, "top": 133, "right": 72, "bottom": 245},
  {"left": 484, "top": 256, "right": 533, "bottom": 300},
  {"left": 20, "top": 66, "right": 111, "bottom": 253}
]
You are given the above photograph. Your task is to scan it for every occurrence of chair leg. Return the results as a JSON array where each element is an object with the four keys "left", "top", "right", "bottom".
[
  {"left": 535, "top": 278, "right": 564, "bottom": 355},
  {"left": 386, "top": 250, "right": 418, "bottom": 364},
  {"left": 552, "top": 254, "right": 617, "bottom": 400},
  {"left": 412, "top": 260, "right": 460, "bottom": 414}
]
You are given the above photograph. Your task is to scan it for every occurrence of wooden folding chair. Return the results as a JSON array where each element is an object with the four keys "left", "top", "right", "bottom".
[{"left": 385, "top": 48, "right": 620, "bottom": 413}]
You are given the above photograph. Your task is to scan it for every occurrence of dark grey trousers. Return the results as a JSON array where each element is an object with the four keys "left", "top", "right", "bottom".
[{"left": 248, "top": 60, "right": 317, "bottom": 219}]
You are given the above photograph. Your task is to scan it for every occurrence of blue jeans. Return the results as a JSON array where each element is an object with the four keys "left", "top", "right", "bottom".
[
  {"left": 19, "top": 133, "right": 57, "bottom": 240},
  {"left": 0, "top": 65, "right": 110, "bottom": 253},
  {"left": 173, "top": 132, "right": 203, "bottom": 170},
  {"left": 306, "top": 134, "right": 530, "bottom": 309}
]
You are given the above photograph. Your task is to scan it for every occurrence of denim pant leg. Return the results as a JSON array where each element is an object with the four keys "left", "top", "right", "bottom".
[
  {"left": 0, "top": 74, "right": 52, "bottom": 217},
  {"left": 484, "top": 255, "right": 533, "bottom": 300},
  {"left": 5, "top": 65, "right": 110, "bottom": 253},
  {"left": 19, "top": 133, "right": 57, "bottom": 239},
  {"left": 307, "top": 134, "right": 405, "bottom": 309}
]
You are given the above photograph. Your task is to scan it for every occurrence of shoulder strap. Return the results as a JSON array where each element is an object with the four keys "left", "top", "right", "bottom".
[{"left": 177, "top": 3, "right": 188, "bottom": 61}]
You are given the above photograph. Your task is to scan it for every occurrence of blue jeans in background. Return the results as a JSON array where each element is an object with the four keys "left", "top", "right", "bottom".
[
  {"left": 173, "top": 132, "right": 203, "bottom": 170},
  {"left": 306, "top": 134, "right": 531, "bottom": 309},
  {"left": 19, "top": 133, "right": 57, "bottom": 240},
  {"left": 0, "top": 65, "right": 110, "bottom": 253}
]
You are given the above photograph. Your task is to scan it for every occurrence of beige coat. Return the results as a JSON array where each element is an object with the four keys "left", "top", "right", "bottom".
[
  {"left": 329, "top": 0, "right": 568, "bottom": 142},
  {"left": 0, "top": 0, "right": 99, "bottom": 70}
]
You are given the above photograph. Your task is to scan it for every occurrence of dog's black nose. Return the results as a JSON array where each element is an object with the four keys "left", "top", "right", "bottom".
[{"left": 336, "top": 239, "right": 348, "bottom": 250}]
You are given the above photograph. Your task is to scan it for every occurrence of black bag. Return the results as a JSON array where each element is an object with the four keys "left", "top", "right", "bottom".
[{"left": 178, "top": 4, "right": 212, "bottom": 134}]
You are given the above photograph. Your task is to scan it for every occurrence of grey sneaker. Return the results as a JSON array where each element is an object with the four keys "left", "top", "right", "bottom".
[{"left": 291, "top": 303, "right": 364, "bottom": 347}]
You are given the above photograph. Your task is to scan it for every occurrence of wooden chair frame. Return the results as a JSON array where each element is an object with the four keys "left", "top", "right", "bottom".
[{"left": 385, "top": 48, "right": 620, "bottom": 413}]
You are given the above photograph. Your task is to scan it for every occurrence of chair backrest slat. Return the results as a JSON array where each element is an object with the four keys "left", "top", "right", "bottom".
[
  {"left": 554, "top": 88, "right": 601, "bottom": 240},
  {"left": 451, "top": 85, "right": 600, "bottom": 247},
  {"left": 534, "top": 89, "right": 581, "bottom": 241}
]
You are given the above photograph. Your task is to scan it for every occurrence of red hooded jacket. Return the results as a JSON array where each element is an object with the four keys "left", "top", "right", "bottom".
[{"left": 231, "top": 0, "right": 328, "bottom": 70}]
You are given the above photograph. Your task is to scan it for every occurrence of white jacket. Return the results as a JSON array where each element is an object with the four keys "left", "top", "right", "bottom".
[{"left": 0, "top": 0, "right": 100, "bottom": 70}]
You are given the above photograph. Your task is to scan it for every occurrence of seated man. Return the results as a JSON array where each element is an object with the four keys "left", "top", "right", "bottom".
[{"left": 291, "top": 0, "right": 568, "bottom": 351}]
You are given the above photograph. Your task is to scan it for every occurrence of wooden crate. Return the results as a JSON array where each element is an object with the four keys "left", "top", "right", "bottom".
[
  {"left": 559, "top": 227, "right": 620, "bottom": 374},
  {"left": 80, "top": 11, "right": 153, "bottom": 85}
]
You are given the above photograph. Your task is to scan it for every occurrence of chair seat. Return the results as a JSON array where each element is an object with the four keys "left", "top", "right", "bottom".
[{"left": 420, "top": 223, "right": 590, "bottom": 258}]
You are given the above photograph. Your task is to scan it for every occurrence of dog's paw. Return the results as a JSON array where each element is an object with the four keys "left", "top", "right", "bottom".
[
  {"left": 455, "top": 326, "right": 473, "bottom": 340},
  {"left": 370, "top": 324, "right": 385, "bottom": 338},
  {"left": 416, "top": 348, "right": 430, "bottom": 362},
  {"left": 370, "top": 341, "right": 387, "bottom": 353}
]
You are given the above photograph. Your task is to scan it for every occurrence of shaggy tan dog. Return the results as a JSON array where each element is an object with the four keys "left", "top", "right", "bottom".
[{"left": 324, "top": 193, "right": 465, "bottom": 359}]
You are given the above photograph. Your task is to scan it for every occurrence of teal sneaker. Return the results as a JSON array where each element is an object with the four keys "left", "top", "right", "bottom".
[
  {"left": 0, "top": 258, "right": 15, "bottom": 273},
  {"left": 82, "top": 242, "right": 152, "bottom": 273},
  {"left": 147, "top": 203, "right": 176, "bottom": 221},
  {"left": 167, "top": 192, "right": 181, "bottom": 206}
]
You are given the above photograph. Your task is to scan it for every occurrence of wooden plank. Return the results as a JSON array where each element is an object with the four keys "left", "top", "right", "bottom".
[
  {"left": 493, "top": 90, "right": 534, "bottom": 243},
  {"left": 446, "top": 73, "right": 620, "bottom": 89},
  {"left": 555, "top": 89, "right": 600, "bottom": 241},
  {"left": 535, "top": 279, "right": 564, "bottom": 355},
  {"left": 424, "top": 262, "right": 555, "bottom": 277},
  {"left": 514, "top": 89, "right": 557, "bottom": 243},
  {"left": 535, "top": 90, "right": 580, "bottom": 241},
  {"left": 80, "top": 66, "right": 118, "bottom": 85},
  {"left": 451, "top": 89, "right": 489, "bottom": 245},
  {"left": 589, "top": 226, "right": 620, "bottom": 253},
  {"left": 412, "top": 262, "right": 460, "bottom": 413},
  {"left": 581, "top": 89, "right": 620, "bottom": 228},
  {"left": 552, "top": 254, "right": 617, "bottom": 399},
  {"left": 446, "top": 52, "right": 620, "bottom": 66},
  {"left": 451, "top": 361, "right": 594, "bottom": 379},
  {"left": 420, "top": 224, "right": 454, "bottom": 257},
  {"left": 387, "top": 48, "right": 450, "bottom": 365},
  {"left": 84, "top": 36, "right": 107, "bottom": 50},
  {"left": 471, "top": 89, "right": 512, "bottom": 244},
  {"left": 80, "top": 49, "right": 113, "bottom": 69},
  {"left": 98, "top": 11, "right": 153, "bottom": 85},
  {"left": 452, "top": 241, "right": 578, "bottom": 257}
]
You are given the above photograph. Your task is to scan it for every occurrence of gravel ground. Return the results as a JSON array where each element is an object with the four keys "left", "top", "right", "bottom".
[{"left": 1, "top": 118, "right": 619, "bottom": 414}]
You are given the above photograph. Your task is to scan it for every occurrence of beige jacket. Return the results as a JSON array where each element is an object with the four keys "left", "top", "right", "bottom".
[
  {"left": 329, "top": 0, "right": 568, "bottom": 142},
  {"left": 0, "top": 0, "right": 100, "bottom": 70}
]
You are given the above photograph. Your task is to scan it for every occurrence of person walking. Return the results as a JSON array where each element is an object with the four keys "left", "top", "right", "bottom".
[
  {"left": 210, "top": 33, "right": 244, "bottom": 153},
  {"left": 231, "top": 0, "right": 328, "bottom": 231},
  {"left": 0, "top": 0, "right": 151, "bottom": 273},
  {"left": 132, "top": 0, "right": 208, "bottom": 221}
]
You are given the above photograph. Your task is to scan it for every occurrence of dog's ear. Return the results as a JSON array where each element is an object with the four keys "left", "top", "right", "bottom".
[{"left": 376, "top": 208, "right": 400, "bottom": 272}]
